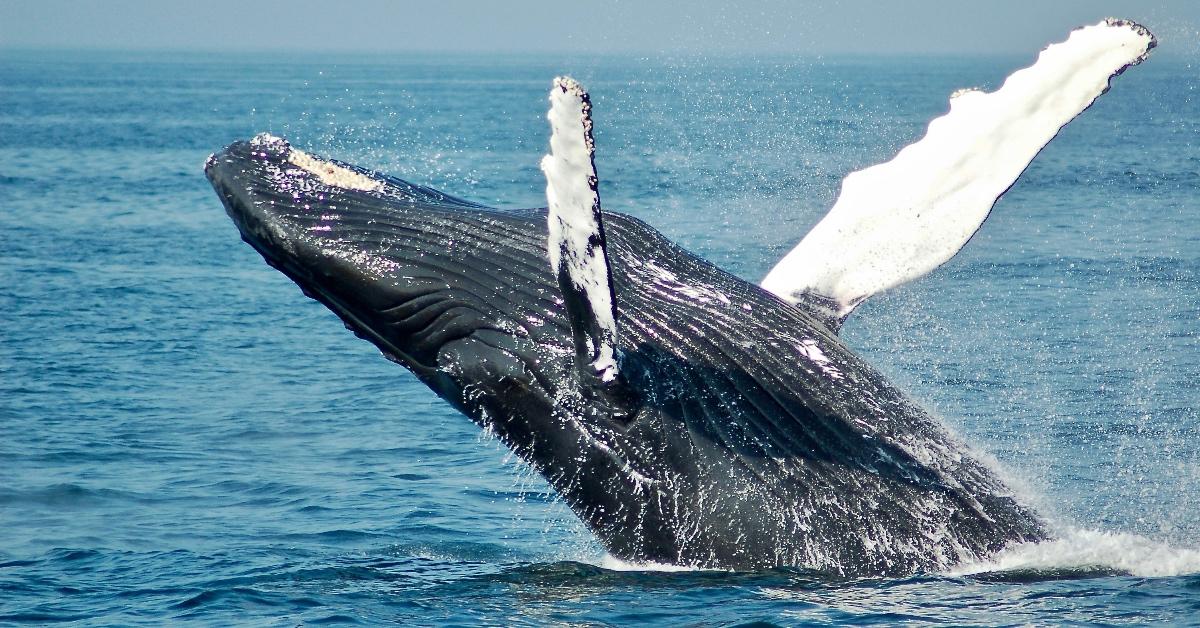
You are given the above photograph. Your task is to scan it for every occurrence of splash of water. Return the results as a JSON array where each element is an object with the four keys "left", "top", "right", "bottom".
[
  {"left": 949, "top": 527, "right": 1200, "bottom": 578},
  {"left": 599, "top": 554, "right": 703, "bottom": 572}
]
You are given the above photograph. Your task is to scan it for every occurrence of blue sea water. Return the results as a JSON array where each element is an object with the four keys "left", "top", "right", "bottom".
[{"left": 2, "top": 46, "right": 1199, "bottom": 625}]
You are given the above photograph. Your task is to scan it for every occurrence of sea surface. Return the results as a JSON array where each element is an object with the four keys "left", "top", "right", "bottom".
[{"left": 2, "top": 46, "right": 1199, "bottom": 625}]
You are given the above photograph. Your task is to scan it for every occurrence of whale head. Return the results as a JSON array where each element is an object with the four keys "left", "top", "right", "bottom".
[
  {"left": 205, "top": 136, "right": 666, "bottom": 542},
  {"left": 205, "top": 135, "right": 554, "bottom": 407}
]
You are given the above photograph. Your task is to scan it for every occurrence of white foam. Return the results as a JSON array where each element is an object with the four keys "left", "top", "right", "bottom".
[
  {"left": 761, "top": 19, "right": 1155, "bottom": 323},
  {"left": 949, "top": 528, "right": 1200, "bottom": 578},
  {"left": 599, "top": 554, "right": 704, "bottom": 572}
]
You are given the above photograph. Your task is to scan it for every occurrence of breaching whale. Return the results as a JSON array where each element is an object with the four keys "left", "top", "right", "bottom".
[{"left": 206, "top": 19, "right": 1154, "bottom": 575}]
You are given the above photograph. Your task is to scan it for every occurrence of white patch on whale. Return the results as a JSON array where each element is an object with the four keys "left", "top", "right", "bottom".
[
  {"left": 287, "top": 147, "right": 384, "bottom": 192},
  {"left": 761, "top": 18, "right": 1156, "bottom": 325},
  {"left": 540, "top": 76, "right": 620, "bottom": 382}
]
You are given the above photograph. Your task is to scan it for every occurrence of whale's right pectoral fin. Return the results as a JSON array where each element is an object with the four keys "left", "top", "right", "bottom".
[
  {"left": 541, "top": 76, "right": 639, "bottom": 420},
  {"left": 761, "top": 18, "right": 1156, "bottom": 332}
]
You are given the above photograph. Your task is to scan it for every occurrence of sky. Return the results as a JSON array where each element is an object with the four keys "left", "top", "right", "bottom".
[{"left": 2, "top": 1, "right": 1200, "bottom": 57}]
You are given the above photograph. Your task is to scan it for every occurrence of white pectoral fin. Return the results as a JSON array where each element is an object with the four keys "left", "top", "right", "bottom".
[
  {"left": 761, "top": 18, "right": 1155, "bottom": 330},
  {"left": 540, "top": 76, "right": 622, "bottom": 384}
]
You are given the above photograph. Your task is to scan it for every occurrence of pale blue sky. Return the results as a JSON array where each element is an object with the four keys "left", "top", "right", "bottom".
[{"left": 2, "top": 1, "right": 1199, "bottom": 56}]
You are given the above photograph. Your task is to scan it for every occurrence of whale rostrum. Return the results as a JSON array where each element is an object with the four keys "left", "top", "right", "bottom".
[{"left": 206, "top": 19, "right": 1155, "bottom": 575}]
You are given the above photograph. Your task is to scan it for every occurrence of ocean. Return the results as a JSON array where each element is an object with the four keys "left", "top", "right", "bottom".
[{"left": 2, "top": 48, "right": 1199, "bottom": 625}]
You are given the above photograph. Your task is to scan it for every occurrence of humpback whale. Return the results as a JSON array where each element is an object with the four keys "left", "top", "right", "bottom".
[{"left": 205, "top": 19, "right": 1155, "bottom": 576}]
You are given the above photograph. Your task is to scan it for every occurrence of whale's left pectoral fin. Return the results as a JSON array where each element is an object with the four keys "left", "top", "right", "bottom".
[
  {"left": 761, "top": 18, "right": 1156, "bottom": 332},
  {"left": 541, "top": 77, "right": 638, "bottom": 419}
]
